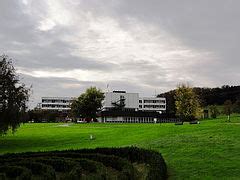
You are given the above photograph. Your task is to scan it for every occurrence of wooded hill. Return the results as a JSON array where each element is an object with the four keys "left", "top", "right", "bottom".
[{"left": 158, "top": 85, "right": 240, "bottom": 114}]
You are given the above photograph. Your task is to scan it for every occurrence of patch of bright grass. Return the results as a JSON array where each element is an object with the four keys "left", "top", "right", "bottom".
[{"left": 0, "top": 115, "right": 239, "bottom": 179}]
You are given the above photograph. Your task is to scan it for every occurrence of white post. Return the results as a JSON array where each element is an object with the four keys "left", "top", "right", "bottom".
[{"left": 154, "top": 118, "right": 157, "bottom": 124}]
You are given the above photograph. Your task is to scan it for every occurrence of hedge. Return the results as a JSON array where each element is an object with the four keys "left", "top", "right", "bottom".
[{"left": 0, "top": 147, "right": 167, "bottom": 180}]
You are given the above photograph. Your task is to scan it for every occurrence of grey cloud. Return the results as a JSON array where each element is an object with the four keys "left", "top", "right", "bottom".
[
  {"left": 120, "top": 60, "right": 172, "bottom": 87},
  {"left": 110, "top": 0, "right": 240, "bottom": 86},
  {"left": 71, "top": 0, "right": 240, "bottom": 86},
  {"left": 0, "top": 1, "right": 115, "bottom": 71},
  {"left": 1, "top": 0, "right": 240, "bottom": 108}
]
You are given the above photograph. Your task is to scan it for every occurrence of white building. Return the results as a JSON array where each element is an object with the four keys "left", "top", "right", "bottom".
[
  {"left": 139, "top": 97, "right": 166, "bottom": 112},
  {"left": 102, "top": 91, "right": 139, "bottom": 111},
  {"left": 39, "top": 91, "right": 168, "bottom": 123},
  {"left": 102, "top": 91, "right": 166, "bottom": 112},
  {"left": 100, "top": 91, "right": 172, "bottom": 123},
  {"left": 41, "top": 97, "right": 74, "bottom": 111}
]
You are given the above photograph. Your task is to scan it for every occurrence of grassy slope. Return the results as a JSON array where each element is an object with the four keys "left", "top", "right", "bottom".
[{"left": 0, "top": 115, "right": 239, "bottom": 179}]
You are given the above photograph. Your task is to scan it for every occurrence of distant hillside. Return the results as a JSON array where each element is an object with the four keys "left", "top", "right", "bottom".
[{"left": 158, "top": 85, "right": 240, "bottom": 114}]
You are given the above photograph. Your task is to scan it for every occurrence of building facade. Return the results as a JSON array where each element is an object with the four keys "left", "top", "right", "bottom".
[
  {"left": 41, "top": 97, "right": 74, "bottom": 111},
  {"left": 102, "top": 91, "right": 139, "bottom": 111},
  {"left": 39, "top": 91, "right": 171, "bottom": 123},
  {"left": 100, "top": 110, "right": 178, "bottom": 123},
  {"left": 139, "top": 97, "right": 166, "bottom": 112},
  {"left": 102, "top": 91, "right": 166, "bottom": 112},
  {"left": 100, "top": 91, "right": 171, "bottom": 123}
]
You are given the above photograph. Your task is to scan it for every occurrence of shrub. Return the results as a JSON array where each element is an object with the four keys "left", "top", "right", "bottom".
[
  {"left": 0, "top": 166, "right": 31, "bottom": 179},
  {"left": 34, "top": 157, "right": 77, "bottom": 172},
  {"left": 0, "top": 147, "right": 167, "bottom": 180}
]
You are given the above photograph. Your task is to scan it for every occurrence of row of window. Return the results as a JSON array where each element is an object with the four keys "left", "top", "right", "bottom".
[
  {"left": 139, "top": 105, "right": 166, "bottom": 108},
  {"left": 42, "top": 100, "right": 72, "bottom": 103},
  {"left": 42, "top": 104, "right": 70, "bottom": 108},
  {"left": 123, "top": 117, "right": 154, "bottom": 121},
  {"left": 139, "top": 100, "right": 166, "bottom": 104},
  {"left": 105, "top": 116, "right": 155, "bottom": 122},
  {"left": 105, "top": 118, "right": 179, "bottom": 123}
]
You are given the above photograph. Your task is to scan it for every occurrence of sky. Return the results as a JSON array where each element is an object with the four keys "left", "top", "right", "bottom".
[{"left": 0, "top": 0, "right": 240, "bottom": 108}]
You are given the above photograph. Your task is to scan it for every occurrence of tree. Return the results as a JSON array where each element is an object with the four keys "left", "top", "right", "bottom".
[
  {"left": 159, "top": 85, "right": 240, "bottom": 108},
  {"left": 175, "top": 83, "right": 201, "bottom": 122},
  {"left": 71, "top": 87, "right": 104, "bottom": 121},
  {"left": 0, "top": 55, "right": 29, "bottom": 135},
  {"left": 209, "top": 105, "right": 219, "bottom": 119},
  {"left": 28, "top": 109, "right": 67, "bottom": 123},
  {"left": 223, "top": 100, "right": 233, "bottom": 122},
  {"left": 158, "top": 90, "right": 176, "bottom": 114},
  {"left": 233, "top": 100, "right": 240, "bottom": 113}
]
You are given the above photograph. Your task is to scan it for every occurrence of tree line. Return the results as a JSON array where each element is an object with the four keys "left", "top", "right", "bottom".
[{"left": 158, "top": 85, "right": 240, "bottom": 115}]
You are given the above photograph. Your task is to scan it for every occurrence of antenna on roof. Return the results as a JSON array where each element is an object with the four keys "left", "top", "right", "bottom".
[{"left": 152, "top": 89, "right": 157, "bottom": 97}]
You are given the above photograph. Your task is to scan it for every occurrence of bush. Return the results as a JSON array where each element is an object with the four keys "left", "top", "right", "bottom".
[
  {"left": 73, "top": 147, "right": 167, "bottom": 179},
  {"left": 62, "top": 166, "right": 83, "bottom": 180},
  {"left": 34, "top": 157, "right": 77, "bottom": 172},
  {"left": 209, "top": 105, "right": 220, "bottom": 118},
  {"left": 0, "top": 147, "right": 167, "bottom": 180},
  {"left": 0, "top": 166, "right": 31, "bottom": 179}
]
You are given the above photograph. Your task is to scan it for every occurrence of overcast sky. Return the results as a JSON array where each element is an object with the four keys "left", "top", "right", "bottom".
[{"left": 1, "top": 0, "right": 240, "bottom": 108}]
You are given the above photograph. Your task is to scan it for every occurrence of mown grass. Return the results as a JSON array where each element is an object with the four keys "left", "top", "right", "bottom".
[{"left": 0, "top": 115, "right": 239, "bottom": 179}]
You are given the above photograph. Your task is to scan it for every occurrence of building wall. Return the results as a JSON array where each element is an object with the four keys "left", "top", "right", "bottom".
[
  {"left": 103, "top": 92, "right": 139, "bottom": 110},
  {"left": 102, "top": 91, "right": 166, "bottom": 112},
  {"left": 101, "top": 116, "right": 178, "bottom": 123},
  {"left": 41, "top": 97, "right": 74, "bottom": 111},
  {"left": 139, "top": 97, "right": 166, "bottom": 112}
]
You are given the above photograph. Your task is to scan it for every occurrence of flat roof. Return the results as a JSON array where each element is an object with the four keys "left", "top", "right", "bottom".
[
  {"left": 42, "top": 97, "right": 75, "bottom": 99},
  {"left": 140, "top": 97, "right": 166, "bottom": 99},
  {"left": 113, "top": 90, "right": 126, "bottom": 93}
]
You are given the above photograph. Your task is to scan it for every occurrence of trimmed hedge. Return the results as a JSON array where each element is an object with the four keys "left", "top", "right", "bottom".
[
  {"left": 0, "top": 147, "right": 167, "bottom": 180},
  {"left": 0, "top": 165, "right": 31, "bottom": 179}
]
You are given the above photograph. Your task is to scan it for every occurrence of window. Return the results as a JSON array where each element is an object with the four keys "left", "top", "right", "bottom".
[{"left": 120, "top": 95, "right": 125, "bottom": 100}]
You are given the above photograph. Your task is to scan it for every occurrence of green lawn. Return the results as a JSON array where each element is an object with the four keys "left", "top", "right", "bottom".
[{"left": 0, "top": 115, "right": 240, "bottom": 179}]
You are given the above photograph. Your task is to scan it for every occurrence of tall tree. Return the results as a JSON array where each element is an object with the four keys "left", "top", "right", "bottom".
[
  {"left": 223, "top": 100, "right": 233, "bottom": 122},
  {"left": 175, "top": 83, "right": 201, "bottom": 122},
  {"left": 71, "top": 87, "right": 104, "bottom": 121},
  {"left": 0, "top": 55, "right": 29, "bottom": 135}
]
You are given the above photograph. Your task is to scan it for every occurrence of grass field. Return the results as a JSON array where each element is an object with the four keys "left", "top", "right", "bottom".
[{"left": 0, "top": 115, "right": 239, "bottom": 179}]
